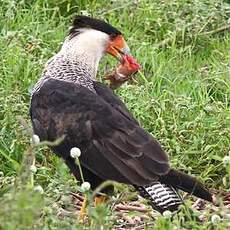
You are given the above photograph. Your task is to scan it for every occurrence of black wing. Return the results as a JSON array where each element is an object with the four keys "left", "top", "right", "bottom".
[
  {"left": 30, "top": 78, "right": 169, "bottom": 186},
  {"left": 93, "top": 82, "right": 138, "bottom": 125}
]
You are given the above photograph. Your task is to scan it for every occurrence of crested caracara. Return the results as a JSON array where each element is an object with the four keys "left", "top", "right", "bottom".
[{"left": 30, "top": 16, "right": 213, "bottom": 214}]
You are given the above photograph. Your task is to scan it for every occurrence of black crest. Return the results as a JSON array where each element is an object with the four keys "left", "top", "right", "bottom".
[{"left": 69, "top": 16, "right": 122, "bottom": 38}]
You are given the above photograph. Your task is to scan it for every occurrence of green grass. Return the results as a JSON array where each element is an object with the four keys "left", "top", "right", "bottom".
[{"left": 0, "top": 0, "right": 230, "bottom": 229}]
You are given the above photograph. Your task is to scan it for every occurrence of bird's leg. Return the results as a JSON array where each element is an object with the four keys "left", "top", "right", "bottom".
[
  {"left": 77, "top": 194, "right": 107, "bottom": 221},
  {"left": 79, "top": 194, "right": 88, "bottom": 221},
  {"left": 94, "top": 194, "right": 108, "bottom": 206}
]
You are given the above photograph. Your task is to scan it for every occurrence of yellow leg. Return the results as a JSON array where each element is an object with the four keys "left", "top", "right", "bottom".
[
  {"left": 79, "top": 194, "right": 87, "bottom": 221},
  {"left": 79, "top": 195, "right": 107, "bottom": 220},
  {"left": 94, "top": 195, "right": 108, "bottom": 206}
]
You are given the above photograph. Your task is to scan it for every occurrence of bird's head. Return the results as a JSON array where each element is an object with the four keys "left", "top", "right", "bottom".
[{"left": 66, "top": 16, "right": 134, "bottom": 63}]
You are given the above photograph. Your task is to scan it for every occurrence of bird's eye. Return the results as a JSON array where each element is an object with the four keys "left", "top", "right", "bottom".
[{"left": 110, "top": 34, "right": 118, "bottom": 40}]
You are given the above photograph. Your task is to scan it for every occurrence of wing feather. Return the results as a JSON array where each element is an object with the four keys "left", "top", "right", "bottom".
[{"left": 30, "top": 79, "right": 169, "bottom": 186}]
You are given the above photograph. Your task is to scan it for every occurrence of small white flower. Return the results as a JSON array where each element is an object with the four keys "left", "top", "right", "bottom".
[
  {"left": 34, "top": 185, "right": 44, "bottom": 194},
  {"left": 80, "top": 10, "right": 90, "bottom": 16},
  {"left": 163, "top": 210, "right": 172, "bottom": 218},
  {"left": 70, "top": 147, "right": 81, "bottom": 158},
  {"left": 223, "top": 156, "right": 230, "bottom": 167},
  {"left": 30, "top": 165, "right": 37, "bottom": 173},
  {"left": 211, "top": 214, "right": 221, "bottom": 224},
  {"left": 81, "top": 181, "right": 91, "bottom": 192},
  {"left": 222, "top": 177, "right": 227, "bottom": 187},
  {"left": 31, "top": 134, "right": 40, "bottom": 144}
]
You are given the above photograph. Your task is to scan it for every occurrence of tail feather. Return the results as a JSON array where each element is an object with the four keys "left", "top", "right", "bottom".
[
  {"left": 135, "top": 182, "right": 183, "bottom": 213},
  {"left": 160, "top": 169, "right": 213, "bottom": 202}
]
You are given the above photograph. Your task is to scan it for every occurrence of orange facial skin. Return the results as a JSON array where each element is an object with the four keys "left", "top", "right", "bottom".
[
  {"left": 105, "top": 33, "right": 141, "bottom": 89},
  {"left": 106, "top": 35, "right": 129, "bottom": 60}
]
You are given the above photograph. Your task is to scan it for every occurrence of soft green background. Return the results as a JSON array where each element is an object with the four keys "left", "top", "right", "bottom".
[{"left": 0, "top": 0, "right": 229, "bottom": 229}]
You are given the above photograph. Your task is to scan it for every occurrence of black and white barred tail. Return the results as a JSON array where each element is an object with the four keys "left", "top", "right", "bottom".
[
  {"left": 136, "top": 169, "right": 213, "bottom": 214},
  {"left": 136, "top": 182, "right": 183, "bottom": 213}
]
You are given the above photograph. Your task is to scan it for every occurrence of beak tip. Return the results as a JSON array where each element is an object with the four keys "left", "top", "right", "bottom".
[{"left": 121, "top": 47, "right": 131, "bottom": 55}]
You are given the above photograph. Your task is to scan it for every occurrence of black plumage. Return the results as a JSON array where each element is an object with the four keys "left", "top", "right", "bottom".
[
  {"left": 30, "top": 78, "right": 212, "bottom": 212},
  {"left": 69, "top": 16, "right": 121, "bottom": 38},
  {"left": 30, "top": 79, "right": 169, "bottom": 186},
  {"left": 30, "top": 16, "right": 213, "bottom": 213}
]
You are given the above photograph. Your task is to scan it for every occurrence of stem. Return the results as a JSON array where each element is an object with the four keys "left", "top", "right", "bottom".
[
  {"left": 115, "top": 204, "right": 148, "bottom": 213},
  {"left": 75, "top": 158, "right": 85, "bottom": 182},
  {"left": 30, "top": 157, "right": 35, "bottom": 187},
  {"left": 92, "top": 180, "right": 117, "bottom": 198},
  {"left": 201, "top": 24, "right": 230, "bottom": 36},
  {"left": 138, "top": 70, "right": 148, "bottom": 84},
  {"left": 155, "top": 23, "right": 230, "bottom": 49}
]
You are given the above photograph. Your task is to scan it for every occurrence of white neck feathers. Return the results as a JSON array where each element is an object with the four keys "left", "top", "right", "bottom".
[{"left": 60, "top": 29, "right": 110, "bottom": 78}]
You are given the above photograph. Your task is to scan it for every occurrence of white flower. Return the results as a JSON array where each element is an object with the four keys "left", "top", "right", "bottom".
[
  {"left": 30, "top": 165, "right": 37, "bottom": 173},
  {"left": 70, "top": 147, "right": 81, "bottom": 158},
  {"left": 34, "top": 185, "right": 44, "bottom": 194},
  {"left": 163, "top": 210, "right": 172, "bottom": 218},
  {"left": 31, "top": 134, "right": 40, "bottom": 144},
  {"left": 211, "top": 214, "right": 221, "bottom": 224},
  {"left": 222, "top": 177, "right": 227, "bottom": 187},
  {"left": 81, "top": 181, "right": 91, "bottom": 192},
  {"left": 80, "top": 10, "right": 90, "bottom": 16},
  {"left": 223, "top": 156, "right": 230, "bottom": 167}
]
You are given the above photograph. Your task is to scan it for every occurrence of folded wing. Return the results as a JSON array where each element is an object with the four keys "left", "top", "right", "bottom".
[{"left": 30, "top": 78, "right": 170, "bottom": 186}]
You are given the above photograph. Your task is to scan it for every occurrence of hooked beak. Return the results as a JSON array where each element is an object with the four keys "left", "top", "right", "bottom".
[{"left": 106, "top": 35, "right": 130, "bottom": 62}]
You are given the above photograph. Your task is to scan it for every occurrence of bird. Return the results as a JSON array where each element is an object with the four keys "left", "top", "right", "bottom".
[{"left": 30, "top": 15, "right": 213, "bottom": 216}]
